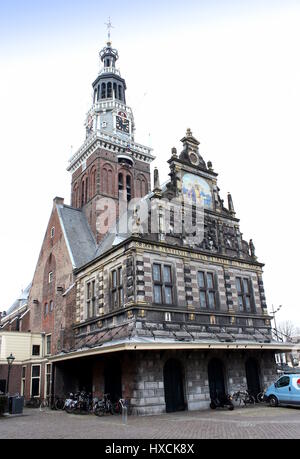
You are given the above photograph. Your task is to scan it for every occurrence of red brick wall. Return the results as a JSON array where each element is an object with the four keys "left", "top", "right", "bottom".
[
  {"left": 70, "top": 147, "right": 151, "bottom": 243},
  {"left": 20, "top": 310, "right": 31, "bottom": 332},
  {"left": 0, "top": 364, "right": 22, "bottom": 395},
  {"left": 28, "top": 201, "right": 74, "bottom": 355}
]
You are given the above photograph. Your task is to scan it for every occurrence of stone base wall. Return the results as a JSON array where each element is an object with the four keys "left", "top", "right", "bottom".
[
  {"left": 129, "top": 349, "right": 277, "bottom": 415},
  {"left": 53, "top": 349, "right": 277, "bottom": 416}
]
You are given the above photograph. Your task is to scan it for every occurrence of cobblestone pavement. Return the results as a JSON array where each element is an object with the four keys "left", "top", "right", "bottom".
[{"left": 0, "top": 405, "right": 299, "bottom": 439}]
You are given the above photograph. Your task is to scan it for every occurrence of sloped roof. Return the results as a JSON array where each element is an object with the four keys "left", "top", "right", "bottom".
[
  {"left": 57, "top": 205, "right": 97, "bottom": 269},
  {"left": 5, "top": 282, "right": 32, "bottom": 316}
]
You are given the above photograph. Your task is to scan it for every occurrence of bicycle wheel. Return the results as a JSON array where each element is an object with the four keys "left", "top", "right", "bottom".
[
  {"left": 256, "top": 392, "right": 265, "bottom": 403},
  {"left": 235, "top": 396, "right": 243, "bottom": 406},
  {"left": 40, "top": 400, "right": 48, "bottom": 409},
  {"left": 33, "top": 398, "right": 41, "bottom": 408},
  {"left": 245, "top": 395, "right": 255, "bottom": 405},
  {"left": 94, "top": 405, "right": 105, "bottom": 417},
  {"left": 55, "top": 398, "right": 64, "bottom": 410}
]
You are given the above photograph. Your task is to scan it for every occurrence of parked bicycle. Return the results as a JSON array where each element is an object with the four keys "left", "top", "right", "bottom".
[
  {"left": 94, "top": 393, "right": 114, "bottom": 416},
  {"left": 26, "top": 397, "right": 41, "bottom": 408},
  {"left": 55, "top": 397, "right": 65, "bottom": 410},
  {"left": 210, "top": 391, "right": 234, "bottom": 410},
  {"left": 231, "top": 386, "right": 256, "bottom": 406},
  {"left": 256, "top": 388, "right": 267, "bottom": 403},
  {"left": 64, "top": 391, "right": 92, "bottom": 415},
  {"left": 39, "top": 397, "right": 50, "bottom": 409}
]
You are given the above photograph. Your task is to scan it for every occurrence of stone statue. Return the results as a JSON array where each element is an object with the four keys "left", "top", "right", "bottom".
[{"left": 249, "top": 239, "right": 256, "bottom": 258}]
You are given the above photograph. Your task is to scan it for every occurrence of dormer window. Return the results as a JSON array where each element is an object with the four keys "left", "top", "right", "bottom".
[
  {"left": 50, "top": 227, "right": 55, "bottom": 239},
  {"left": 49, "top": 272, "right": 53, "bottom": 284}
]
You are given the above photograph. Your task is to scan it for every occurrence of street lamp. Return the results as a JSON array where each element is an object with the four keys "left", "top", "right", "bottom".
[
  {"left": 271, "top": 304, "right": 283, "bottom": 339},
  {"left": 6, "top": 353, "right": 15, "bottom": 395}
]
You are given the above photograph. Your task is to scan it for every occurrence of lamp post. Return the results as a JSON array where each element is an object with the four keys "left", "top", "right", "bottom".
[
  {"left": 271, "top": 304, "right": 283, "bottom": 340},
  {"left": 271, "top": 305, "right": 284, "bottom": 366},
  {"left": 6, "top": 353, "right": 15, "bottom": 395}
]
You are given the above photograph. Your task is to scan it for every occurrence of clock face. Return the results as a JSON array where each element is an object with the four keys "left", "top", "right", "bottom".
[{"left": 116, "top": 115, "right": 130, "bottom": 134}]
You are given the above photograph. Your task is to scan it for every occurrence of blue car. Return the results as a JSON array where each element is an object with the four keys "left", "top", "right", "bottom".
[{"left": 265, "top": 373, "right": 300, "bottom": 407}]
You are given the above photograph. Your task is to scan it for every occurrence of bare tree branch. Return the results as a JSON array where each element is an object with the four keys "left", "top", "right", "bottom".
[{"left": 278, "top": 321, "right": 299, "bottom": 342}]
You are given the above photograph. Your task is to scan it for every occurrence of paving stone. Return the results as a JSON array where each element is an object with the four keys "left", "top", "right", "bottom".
[{"left": 1, "top": 406, "right": 299, "bottom": 439}]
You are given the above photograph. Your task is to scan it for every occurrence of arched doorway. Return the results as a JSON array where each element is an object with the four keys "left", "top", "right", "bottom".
[
  {"left": 208, "top": 358, "right": 226, "bottom": 399},
  {"left": 245, "top": 358, "right": 261, "bottom": 397},
  {"left": 163, "top": 359, "right": 185, "bottom": 413},
  {"left": 104, "top": 358, "right": 122, "bottom": 403}
]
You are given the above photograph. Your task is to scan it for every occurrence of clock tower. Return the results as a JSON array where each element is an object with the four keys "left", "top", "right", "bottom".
[{"left": 68, "top": 36, "right": 155, "bottom": 242}]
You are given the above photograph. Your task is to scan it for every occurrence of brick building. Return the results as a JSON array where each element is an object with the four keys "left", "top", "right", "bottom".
[{"left": 1, "top": 36, "right": 293, "bottom": 413}]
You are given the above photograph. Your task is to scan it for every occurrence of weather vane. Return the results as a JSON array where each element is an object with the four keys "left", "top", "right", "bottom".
[{"left": 105, "top": 17, "right": 114, "bottom": 42}]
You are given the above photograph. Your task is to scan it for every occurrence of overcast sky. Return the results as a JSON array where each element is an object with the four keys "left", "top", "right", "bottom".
[{"left": 0, "top": 0, "right": 299, "bottom": 328}]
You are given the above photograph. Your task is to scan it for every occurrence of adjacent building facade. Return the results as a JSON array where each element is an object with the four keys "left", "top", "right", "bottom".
[{"left": 1, "top": 36, "right": 293, "bottom": 414}]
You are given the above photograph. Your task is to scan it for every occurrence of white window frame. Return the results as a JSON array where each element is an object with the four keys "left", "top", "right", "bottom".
[
  {"left": 44, "top": 364, "right": 52, "bottom": 399},
  {"left": 30, "top": 364, "right": 41, "bottom": 398},
  {"left": 32, "top": 344, "right": 41, "bottom": 357},
  {"left": 49, "top": 272, "right": 53, "bottom": 284},
  {"left": 50, "top": 227, "right": 55, "bottom": 238},
  {"left": 46, "top": 334, "right": 52, "bottom": 356},
  {"left": 21, "top": 366, "right": 26, "bottom": 396}
]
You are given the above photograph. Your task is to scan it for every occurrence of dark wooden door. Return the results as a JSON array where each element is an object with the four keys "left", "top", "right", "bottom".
[
  {"left": 164, "top": 359, "right": 185, "bottom": 413},
  {"left": 208, "top": 358, "right": 225, "bottom": 399},
  {"left": 246, "top": 358, "right": 261, "bottom": 397}
]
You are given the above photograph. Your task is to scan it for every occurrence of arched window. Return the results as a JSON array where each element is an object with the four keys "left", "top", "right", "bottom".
[
  {"left": 94, "top": 88, "right": 97, "bottom": 104},
  {"left": 101, "top": 83, "right": 106, "bottom": 99},
  {"left": 107, "top": 82, "right": 112, "bottom": 98},
  {"left": 142, "top": 179, "right": 148, "bottom": 196},
  {"left": 85, "top": 177, "right": 89, "bottom": 203},
  {"left": 73, "top": 183, "right": 79, "bottom": 207},
  {"left": 118, "top": 85, "right": 122, "bottom": 101},
  {"left": 97, "top": 84, "right": 100, "bottom": 101},
  {"left": 108, "top": 169, "right": 113, "bottom": 195},
  {"left": 126, "top": 175, "right": 132, "bottom": 202},
  {"left": 102, "top": 168, "right": 107, "bottom": 194},
  {"left": 137, "top": 175, "right": 148, "bottom": 198},
  {"left": 91, "top": 167, "right": 97, "bottom": 197},
  {"left": 81, "top": 181, "right": 85, "bottom": 207},
  {"left": 113, "top": 83, "right": 117, "bottom": 99},
  {"left": 106, "top": 59, "right": 110, "bottom": 67},
  {"left": 102, "top": 166, "right": 114, "bottom": 196},
  {"left": 81, "top": 176, "right": 88, "bottom": 206},
  {"left": 118, "top": 173, "right": 124, "bottom": 196}
]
